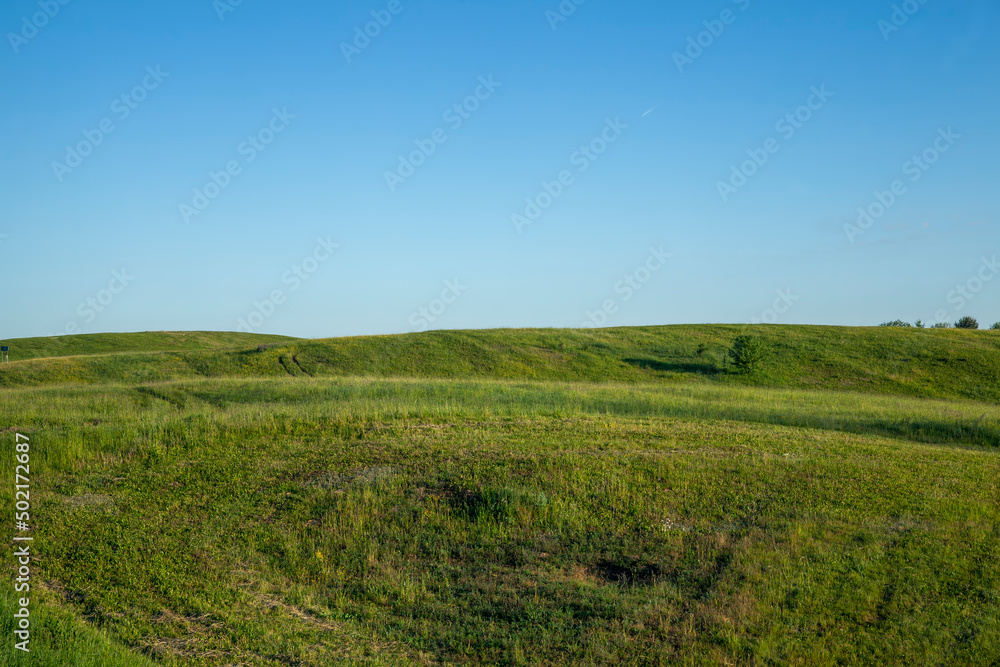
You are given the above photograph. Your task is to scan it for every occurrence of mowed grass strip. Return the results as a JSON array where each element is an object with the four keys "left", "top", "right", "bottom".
[{"left": 1, "top": 377, "right": 998, "bottom": 665}]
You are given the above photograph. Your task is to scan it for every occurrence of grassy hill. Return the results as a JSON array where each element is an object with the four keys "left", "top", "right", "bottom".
[
  {"left": 2, "top": 325, "right": 999, "bottom": 665},
  {"left": 3, "top": 325, "right": 1000, "bottom": 401},
  {"left": 0, "top": 331, "right": 297, "bottom": 362}
]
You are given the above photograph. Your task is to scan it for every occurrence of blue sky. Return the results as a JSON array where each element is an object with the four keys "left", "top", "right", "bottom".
[{"left": 1, "top": 0, "right": 998, "bottom": 339}]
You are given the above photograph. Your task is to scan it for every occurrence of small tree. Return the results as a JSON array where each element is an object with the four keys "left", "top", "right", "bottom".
[
  {"left": 728, "top": 335, "right": 767, "bottom": 374},
  {"left": 991, "top": 322, "right": 1000, "bottom": 331},
  {"left": 955, "top": 316, "right": 979, "bottom": 330},
  {"left": 932, "top": 322, "right": 951, "bottom": 329},
  {"left": 880, "top": 320, "right": 911, "bottom": 327},
  {"left": 914, "top": 320, "right": 925, "bottom": 328}
]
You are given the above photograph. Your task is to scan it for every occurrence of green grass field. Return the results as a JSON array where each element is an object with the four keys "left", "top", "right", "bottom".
[{"left": 1, "top": 326, "right": 998, "bottom": 666}]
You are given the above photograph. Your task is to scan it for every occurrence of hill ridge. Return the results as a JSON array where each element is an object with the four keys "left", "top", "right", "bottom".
[{"left": 2, "top": 325, "right": 1000, "bottom": 401}]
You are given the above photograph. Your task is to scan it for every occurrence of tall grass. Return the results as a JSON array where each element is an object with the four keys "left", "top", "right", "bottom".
[
  {"left": 1, "top": 326, "right": 998, "bottom": 664},
  {"left": 3, "top": 377, "right": 997, "bottom": 475}
]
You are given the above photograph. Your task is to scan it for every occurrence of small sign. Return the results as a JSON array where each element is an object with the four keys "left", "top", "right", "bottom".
[{"left": 0, "top": 346, "right": 8, "bottom": 352}]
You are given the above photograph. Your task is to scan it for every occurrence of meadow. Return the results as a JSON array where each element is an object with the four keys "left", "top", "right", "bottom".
[{"left": 0, "top": 325, "right": 998, "bottom": 666}]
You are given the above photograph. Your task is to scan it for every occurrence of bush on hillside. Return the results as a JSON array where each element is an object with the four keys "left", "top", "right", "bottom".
[
  {"left": 932, "top": 322, "right": 951, "bottom": 329},
  {"left": 728, "top": 335, "right": 768, "bottom": 374},
  {"left": 880, "top": 320, "right": 911, "bottom": 327},
  {"left": 991, "top": 322, "right": 1000, "bottom": 331},
  {"left": 955, "top": 316, "right": 979, "bottom": 330}
]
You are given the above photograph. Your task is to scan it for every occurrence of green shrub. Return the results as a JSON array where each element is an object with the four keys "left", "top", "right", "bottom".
[
  {"left": 932, "top": 322, "right": 951, "bottom": 329},
  {"left": 728, "top": 335, "right": 768, "bottom": 374},
  {"left": 880, "top": 320, "right": 911, "bottom": 327},
  {"left": 955, "top": 316, "right": 979, "bottom": 330},
  {"left": 990, "top": 322, "right": 1000, "bottom": 331}
]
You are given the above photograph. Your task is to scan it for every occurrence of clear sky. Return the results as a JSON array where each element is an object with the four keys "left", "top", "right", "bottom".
[{"left": 1, "top": 0, "right": 998, "bottom": 339}]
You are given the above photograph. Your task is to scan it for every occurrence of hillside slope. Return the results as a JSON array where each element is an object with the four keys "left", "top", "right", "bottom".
[
  {"left": 2, "top": 328, "right": 999, "bottom": 664},
  {"left": 0, "top": 331, "right": 296, "bottom": 361},
  {"left": 2, "top": 325, "right": 1000, "bottom": 401},
  {"left": 2, "top": 374, "right": 998, "bottom": 665}
]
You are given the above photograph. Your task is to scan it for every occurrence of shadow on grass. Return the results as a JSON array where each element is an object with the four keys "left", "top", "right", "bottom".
[
  {"left": 623, "top": 358, "right": 722, "bottom": 376},
  {"left": 592, "top": 548, "right": 733, "bottom": 597},
  {"left": 712, "top": 407, "right": 1000, "bottom": 450},
  {"left": 592, "top": 560, "right": 664, "bottom": 587},
  {"left": 134, "top": 386, "right": 187, "bottom": 409},
  {"left": 444, "top": 486, "right": 550, "bottom": 523},
  {"left": 862, "top": 418, "right": 1000, "bottom": 450}
]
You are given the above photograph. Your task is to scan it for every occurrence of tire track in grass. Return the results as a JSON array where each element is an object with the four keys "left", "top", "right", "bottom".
[{"left": 292, "top": 355, "right": 313, "bottom": 377}]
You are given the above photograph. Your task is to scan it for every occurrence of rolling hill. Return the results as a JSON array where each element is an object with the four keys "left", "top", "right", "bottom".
[
  {"left": 2, "top": 325, "right": 998, "bottom": 666},
  {"left": 2, "top": 325, "right": 1000, "bottom": 401}
]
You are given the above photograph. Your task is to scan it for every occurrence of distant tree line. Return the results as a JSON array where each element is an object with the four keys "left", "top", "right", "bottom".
[{"left": 879, "top": 317, "right": 1000, "bottom": 330}]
